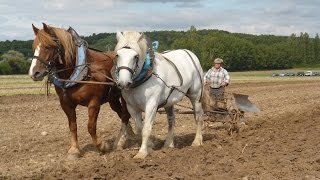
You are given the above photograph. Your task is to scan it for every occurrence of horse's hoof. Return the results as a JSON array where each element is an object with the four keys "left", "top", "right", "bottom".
[
  {"left": 115, "top": 136, "right": 127, "bottom": 151},
  {"left": 67, "top": 153, "right": 80, "bottom": 161},
  {"left": 97, "top": 141, "right": 105, "bottom": 152},
  {"left": 133, "top": 152, "right": 148, "bottom": 159},
  {"left": 164, "top": 142, "right": 175, "bottom": 148},
  {"left": 101, "top": 141, "right": 112, "bottom": 152},
  {"left": 191, "top": 141, "right": 203, "bottom": 147}
]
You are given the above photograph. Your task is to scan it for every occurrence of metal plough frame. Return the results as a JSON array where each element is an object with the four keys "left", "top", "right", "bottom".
[{"left": 157, "top": 94, "right": 246, "bottom": 135}]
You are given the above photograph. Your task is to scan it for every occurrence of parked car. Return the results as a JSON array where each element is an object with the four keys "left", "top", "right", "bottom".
[
  {"left": 286, "top": 72, "right": 295, "bottom": 76},
  {"left": 305, "top": 71, "right": 312, "bottom": 76},
  {"left": 312, "top": 72, "right": 319, "bottom": 76},
  {"left": 279, "top": 72, "right": 286, "bottom": 76},
  {"left": 272, "top": 73, "right": 279, "bottom": 77},
  {"left": 297, "top": 72, "right": 304, "bottom": 76}
]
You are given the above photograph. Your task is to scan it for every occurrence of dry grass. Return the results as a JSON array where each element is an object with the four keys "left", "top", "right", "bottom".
[
  {"left": 231, "top": 76, "right": 320, "bottom": 83},
  {"left": 0, "top": 75, "right": 50, "bottom": 96}
]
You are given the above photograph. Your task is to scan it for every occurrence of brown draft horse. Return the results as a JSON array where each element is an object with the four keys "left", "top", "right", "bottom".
[{"left": 29, "top": 23, "right": 132, "bottom": 160}]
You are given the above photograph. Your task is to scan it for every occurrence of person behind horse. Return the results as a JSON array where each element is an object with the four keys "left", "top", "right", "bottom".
[{"left": 204, "top": 58, "right": 230, "bottom": 108}]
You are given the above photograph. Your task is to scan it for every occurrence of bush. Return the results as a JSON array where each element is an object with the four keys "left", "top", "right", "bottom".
[
  {"left": 17, "top": 60, "right": 31, "bottom": 74},
  {"left": 0, "top": 50, "right": 31, "bottom": 74},
  {"left": 0, "top": 61, "right": 12, "bottom": 75}
]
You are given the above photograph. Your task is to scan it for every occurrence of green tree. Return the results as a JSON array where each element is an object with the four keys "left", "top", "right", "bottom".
[
  {"left": 0, "top": 50, "right": 30, "bottom": 74},
  {"left": 1, "top": 50, "right": 25, "bottom": 62},
  {"left": 0, "top": 61, "right": 12, "bottom": 74},
  {"left": 314, "top": 34, "right": 320, "bottom": 63}
]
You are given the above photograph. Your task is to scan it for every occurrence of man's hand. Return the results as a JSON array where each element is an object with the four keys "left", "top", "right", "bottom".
[{"left": 221, "top": 82, "right": 228, "bottom": 87}]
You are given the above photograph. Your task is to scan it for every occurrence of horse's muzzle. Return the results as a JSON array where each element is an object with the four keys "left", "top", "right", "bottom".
[
  {"left": 117, "top": 81, "right": 132, "bottom": 90},
  {"left": 31, "top": 71, "right": 47, "bottom": 81}
]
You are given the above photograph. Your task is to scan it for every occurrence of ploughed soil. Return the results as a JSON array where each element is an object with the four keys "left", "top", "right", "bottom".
[{"left": 1, "top": 80, "right": 320, "bottom": 179}]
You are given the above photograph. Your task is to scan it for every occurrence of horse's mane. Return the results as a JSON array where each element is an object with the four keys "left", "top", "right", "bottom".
[
  {"left": 115, "top": 31, "right": 148, "bottom": 61},
  {"left": 32, "top": 26, "right": 75, "bottom": 66}
]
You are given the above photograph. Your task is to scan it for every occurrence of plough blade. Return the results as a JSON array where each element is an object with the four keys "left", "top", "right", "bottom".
[{"left": 233, "top": 93, "right": 260, "bottom": 113}]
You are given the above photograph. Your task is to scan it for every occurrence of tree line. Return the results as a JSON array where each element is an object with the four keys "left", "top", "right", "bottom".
[{"left": 0, "top": 26, "right": 319, "bottom": 74}]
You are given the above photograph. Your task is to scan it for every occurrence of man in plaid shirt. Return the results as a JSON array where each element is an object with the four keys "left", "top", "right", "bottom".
[{"left": 204, "top": 58, "right": 230, "bottom": 100}]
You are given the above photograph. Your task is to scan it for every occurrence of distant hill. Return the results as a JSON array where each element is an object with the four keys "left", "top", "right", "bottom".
[{"left": 0, "top": 27, "right": 318, "bottom": 71}]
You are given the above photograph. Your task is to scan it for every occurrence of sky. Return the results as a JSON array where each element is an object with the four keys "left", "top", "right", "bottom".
[{"left": 0, "top": 0, "right": 318, "bottom": 41}]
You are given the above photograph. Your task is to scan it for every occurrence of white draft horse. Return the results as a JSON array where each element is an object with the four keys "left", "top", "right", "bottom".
[{"left": 114, "top": 31, "right": 204, "bottom": 158}]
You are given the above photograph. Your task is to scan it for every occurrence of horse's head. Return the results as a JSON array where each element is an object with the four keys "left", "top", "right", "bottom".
[
  {"left": 114, "top": 31, "right": 148, "bottom": 89},
  {"left": 29, "top": 23, "right": 75, "bottom": 81}
]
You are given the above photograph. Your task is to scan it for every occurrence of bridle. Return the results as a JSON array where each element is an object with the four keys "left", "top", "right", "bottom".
[
  {"left": 115, "top": 46, "right": 140, "bottom": 80},
  {"left": 32, "top": 38, "right": 62, "bottom": 74}
]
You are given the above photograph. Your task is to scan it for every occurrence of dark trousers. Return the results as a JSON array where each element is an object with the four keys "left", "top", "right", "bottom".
[
  {"left": 209, "top": 86, "right": 225, "bottom": 100},
  {"left": 209, "top": 86, "right": 226, "bottom": 109}
]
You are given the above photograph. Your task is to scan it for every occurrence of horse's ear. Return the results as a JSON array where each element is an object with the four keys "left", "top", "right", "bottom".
[
  {"left": 138, "top": 32, "right": 145, "bottom": 42},
  {"left": 116, "top": 31, "right": 123, "bottom": 41},
  {"left": 32, "top": 24, "right": 39, "bottom": 35},
  {"left": 42, "top": 22, "right": 50, "bottom": 34}
]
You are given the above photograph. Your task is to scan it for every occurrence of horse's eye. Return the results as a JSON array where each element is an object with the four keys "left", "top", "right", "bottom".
[
  {"left": 134, "top": 55, "right": 139, "bottom": 60},
  {"left": 42, "top": 46, "right": 50, "bottom": 51}
]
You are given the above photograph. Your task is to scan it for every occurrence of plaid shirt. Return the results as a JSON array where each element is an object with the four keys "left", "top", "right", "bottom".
[{"left": 204, "top": 67, "right": 230, "bottom": 88}]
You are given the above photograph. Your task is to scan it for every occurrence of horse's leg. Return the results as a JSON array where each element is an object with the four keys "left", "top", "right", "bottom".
[
  {"left": 110, "top": 97, "right": 134, "bottom": 150},
  {"left": 164, "top": 106, "right": 175, "bottom": 148},
  {"left": 60, "top": 103, "right": 80, "bottom": 160},
  {"left": 126, "top": 105, "right": 143, "bottom": 134},
  {"left": 191, "top": 99, "right": 204, "bottom": 146},
  {"left": 87, "top": 100, "right": 106, "bottom": 152},
  {"left": 125, "top": 105, "right": 145, "bottom": 149},
  {"left": 121, "top": 97, "right": 135, "bottom": 136},
  {"left": 134, "top": 112, "right": 143, "bottom": 135},
  {"left": 133, "top": 101, "right": 157, "bottom": 159}
]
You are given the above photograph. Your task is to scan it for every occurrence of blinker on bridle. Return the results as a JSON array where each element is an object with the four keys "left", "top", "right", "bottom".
[{"left": 32, "top": 38, "right": 62, "bottom": 73}]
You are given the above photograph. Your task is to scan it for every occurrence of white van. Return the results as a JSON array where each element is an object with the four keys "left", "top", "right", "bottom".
[{"left": 305, "top": 71, "right": 312, "bottom": 76}]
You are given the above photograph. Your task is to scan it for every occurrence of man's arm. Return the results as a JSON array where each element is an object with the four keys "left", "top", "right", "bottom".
[
  {"left": 203, "top": 69, "right": 212, "bottom": 84},
  {"left": 223, "top": 69, "right": 230, "bottom": 86}
]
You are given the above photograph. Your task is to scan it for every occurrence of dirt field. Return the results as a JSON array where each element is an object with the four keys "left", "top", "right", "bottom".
[{"left": 1, "top": 80, "right": 320, "bottom": 179}]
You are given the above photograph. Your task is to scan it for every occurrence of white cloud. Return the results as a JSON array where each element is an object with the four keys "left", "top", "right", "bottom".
[
  {"left": 0, "top": 0, "right": 318, "bottom": 41},
  {"left": 40, "top": 0, "right": 117, "bottom": 10}
]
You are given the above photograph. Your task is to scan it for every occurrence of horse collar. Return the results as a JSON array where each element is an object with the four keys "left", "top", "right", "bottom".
[
  {"left": 130, "top": 50, "right": 154, "bottom": 88},
  {"left": 50, "top": 41, "right": 88, "bottom": 89},
  {"left": 114, "top": 41, "right": 159, "bottom": 89}
]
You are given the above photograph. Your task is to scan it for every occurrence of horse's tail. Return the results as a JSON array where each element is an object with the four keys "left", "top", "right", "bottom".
[
  {"left": 201, "top": 84, "right": 211, "bottom": 111},
  {"left": 182, "top": 49, "right": 204, "bottom": 103}
]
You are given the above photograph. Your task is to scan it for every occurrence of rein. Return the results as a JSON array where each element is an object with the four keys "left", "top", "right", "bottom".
[
  {"left": 48, "top": 57, "right": 117, "bottom": 87},
  {"left": 182, "top": 49, "right": 203, "bottom": 102},
  {"left": 50, "top": 76, "right": 115, "bottom": 86},
  {"left": 155, "top": 50, "right": 203, "bottom": 108}
]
